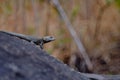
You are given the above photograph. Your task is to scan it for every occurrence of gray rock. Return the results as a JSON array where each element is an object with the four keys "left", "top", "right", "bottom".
[{"left": 0, "top": 32, "right": 89, "bottom": 80}]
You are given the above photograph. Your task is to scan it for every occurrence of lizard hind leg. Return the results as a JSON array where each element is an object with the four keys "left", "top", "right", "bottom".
[{"left": 30, "top": 41, "right": 34, "bottom": 44}]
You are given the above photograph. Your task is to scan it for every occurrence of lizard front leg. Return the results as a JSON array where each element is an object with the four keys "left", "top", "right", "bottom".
[{"left": 39, "top": 41, "right": 44, "bottom": 49}]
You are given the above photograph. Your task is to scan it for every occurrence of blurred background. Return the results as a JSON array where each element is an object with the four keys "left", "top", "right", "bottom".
[{"left": 0, "top": 0, "right": 120, "bottom": 74}]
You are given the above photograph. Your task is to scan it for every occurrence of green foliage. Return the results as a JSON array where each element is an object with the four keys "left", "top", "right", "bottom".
[
  {"left": 60, "top": 38, "right": 71, "bottom": 44},
  {"left": 51, "top": 6, "right": 61, "bottom": 17},
  {"left": 38, "top": 0, "right": 44, "bottom": 3},
  {"left": 54, "top": 37, "right": 71, "bottom": 49},
  {"left": 57, "top": 29, "right": 65, "bottom": 35},
  {"left": 54, "top": 29, "right": 72, "bottom": 48},
  {"left": 27, "top": 26, "right": 36, "bottom": 35},
  {"left": 106, "top": 0, "right": 114, "bottom": 5},
  {"left": 114, "top": 0, "right": 120, "bottom": 8},
  {"left": 105, "top": 0, "right": 120, "bottom": 11},
  {"left": 0, "top": 1, "right": 12, "bottom": 15},
  {"left": 70, "top": 6, "right": 79, "bottom": 21},
  {"left": 71, "top": 6, "right": 79, "bottom": 17},
  {"left": 38, "top": 0, "right": 45, "bottom": 5},
  {"left": 26, "top": 1, "right": 31, "bottom": 11},
  {"left": 46, "top": 49, "right": 54, "bottom": 54}
]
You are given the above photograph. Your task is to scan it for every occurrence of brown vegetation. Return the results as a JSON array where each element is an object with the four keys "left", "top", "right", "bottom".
[{"left": 0, "top": 0, "right": 120, "bottom": 74}]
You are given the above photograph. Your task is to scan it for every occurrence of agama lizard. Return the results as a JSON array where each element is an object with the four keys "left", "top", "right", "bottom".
[{"left": 0, "top": 31, "right": 55, "bottom": 49}]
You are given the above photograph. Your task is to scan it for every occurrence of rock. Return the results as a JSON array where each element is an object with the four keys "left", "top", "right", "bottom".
[{"left": 0, "top": 32, "right": 89, "bottom": 80}]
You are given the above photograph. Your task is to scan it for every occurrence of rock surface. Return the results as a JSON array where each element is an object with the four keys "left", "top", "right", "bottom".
[{"left": 0, "top": 32, "right": 89, "bottom": 80}]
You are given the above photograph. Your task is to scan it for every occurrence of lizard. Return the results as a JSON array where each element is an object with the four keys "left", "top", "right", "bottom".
[{"left": 0, "top": 31, "right": 55, "bottom": 49}]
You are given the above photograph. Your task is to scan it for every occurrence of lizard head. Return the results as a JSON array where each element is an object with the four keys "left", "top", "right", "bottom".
[{"left": 43, "top": 36, "right": 55, "bottom": 43}]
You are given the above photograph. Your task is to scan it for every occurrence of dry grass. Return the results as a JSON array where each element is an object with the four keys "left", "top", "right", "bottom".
[{"left": 0, "top": 0, "right": 120, "bottom": 74}]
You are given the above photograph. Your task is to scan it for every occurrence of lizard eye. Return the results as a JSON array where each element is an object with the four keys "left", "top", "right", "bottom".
[{"left": 50, "top": 36, "right": 53, "bottom": 38}]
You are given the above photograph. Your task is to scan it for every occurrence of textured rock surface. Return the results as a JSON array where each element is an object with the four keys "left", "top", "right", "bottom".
[{"left": 0, "top": 32, "right": 89, "bottom": 80}]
